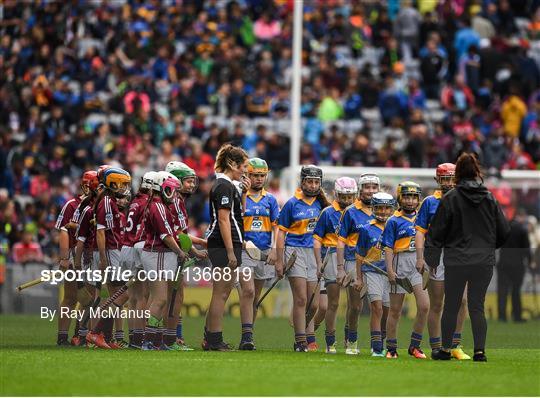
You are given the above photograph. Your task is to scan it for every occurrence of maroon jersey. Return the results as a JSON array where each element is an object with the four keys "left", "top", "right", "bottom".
[
  {"left": 96, "top": 195, "right": 124, "bottom": 250},
  {"left": 55, "top": 197, "right": 82, "bottom": 249},
  {"left": 76, "top": 205, "right": 96, "bottom": 250},
  {"left": 124, "top": 193, "right": 149, "bottom": 247},
  {"left": 119, "top": 212, "right": 127, "bottom": 246},
  {"left": 169, "top": 197, "right": 188, "bottom": 233},
  {"left": 144, "top": 197, "right": 176, "bottom": 251}
]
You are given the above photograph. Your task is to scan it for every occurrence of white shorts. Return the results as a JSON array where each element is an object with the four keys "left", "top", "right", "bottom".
[
  {"left": 92, "top": 249, "right": 122, "bottom": 283},
  {"left": 323, "top": 251, "right": 338, "bottom": 284},
  {"left": 241, "top": 249, "right": 276, "bottom": 280},
  {"left": 364, "top": 272, "right": 390, "bottom": 307},
  {"left": 134, "top": 241, "right": 145, "bottom": 268},
  {"left": 286, "top": 247, "right": 317, "bottom": 282},
  {"left": 345, "top": 260, "right": 356, "bottom": 280},
  {"left": 140, "top": 250, "right": 178, "bottom": 281},
  {"left": 429, "top": 251, "right": 445, "bottom": 281},
  {"left": 391, "top": 251, "right": 422, "bottom": 294},
  {"left": 120, "top": 246, "right": 135, "bottom": 273}
]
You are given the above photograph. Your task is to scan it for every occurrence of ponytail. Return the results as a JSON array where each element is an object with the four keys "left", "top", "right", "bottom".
[
  {"left": 214, "top": 143, "right": 248, "bottom": 173},
  {"left": 316, "top": 189, "right": 331, "bottom": 208},
  {"left": 455, "top": 152, "right": 483, "bottom": 184}
]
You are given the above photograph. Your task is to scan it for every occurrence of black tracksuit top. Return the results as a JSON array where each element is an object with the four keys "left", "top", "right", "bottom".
[{"left": 425, "top": 179, "right": 510, "bottom": 268}]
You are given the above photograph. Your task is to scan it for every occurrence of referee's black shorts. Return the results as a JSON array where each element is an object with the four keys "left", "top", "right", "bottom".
[{"left": 207, "top": 243, "right": 243, "bottom": 269}]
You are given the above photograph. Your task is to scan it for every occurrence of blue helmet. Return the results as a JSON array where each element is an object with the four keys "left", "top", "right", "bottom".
[{"left": 371, "top": 192, "right": 396, "bottom": 222}]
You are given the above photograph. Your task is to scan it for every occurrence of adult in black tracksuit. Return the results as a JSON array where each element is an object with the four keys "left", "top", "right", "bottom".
[
  {"left": 425, "top": 153, "right": 510, "bottom": 361},
  {"left": 497, "top": 209, "right": 531, "bottom": 322}
]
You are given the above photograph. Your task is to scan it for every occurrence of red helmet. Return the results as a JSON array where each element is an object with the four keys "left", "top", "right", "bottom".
[
  {"left": 97, "top": 164, "right": 111, "bottom": 184},
  {"left": 436, "top": 163, "right": 456, "bottom": 178},
  {"left": 81, "top": 170, "right": 99, "bottom": 194}
]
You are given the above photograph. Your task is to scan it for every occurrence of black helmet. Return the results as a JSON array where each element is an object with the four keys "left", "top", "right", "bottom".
[
  {"left": 301, "top": 165, "right": 323, "bottom": 181},
  {"left": 300, "top": 165, "right": 322, "bottom": 197}
]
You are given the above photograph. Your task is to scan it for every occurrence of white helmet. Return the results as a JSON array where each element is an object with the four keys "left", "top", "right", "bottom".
[
  {"left": 141, "top": 171, "right": 157, "bottom": 190},
  {"left": 359, "top": 173, "right": 380, "bottom": 188}
]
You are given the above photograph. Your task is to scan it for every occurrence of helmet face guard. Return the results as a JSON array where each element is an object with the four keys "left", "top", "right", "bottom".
[
  {"left": 373, "top": 204, "right": 395, "bottom": 222},
  {"left": 103, "top": 168, "right": 132, "bottom": 198},
  {"left": 248, "top": 172, "right": 268, "bottom": 191},
  {"left": 112, "top": 181, "right": 131, "bottom": 198},
  {"left": 117, "top": 192, "right": 131, "bottom": 211},
  {"left": 436, "top": 175, "right": 456, "bottom": 193},
  {"left": 372, "top": 192, "right": 396, "bottom": 222},
  {"left": 141, "top": 171, "right": 157, "bottom": 191},
  {"left": 359, "top": 174, "right": 380, "bottom": 205},
  {"left": 161, "top": 178, "right": 180, "bottom": 202},
  {"left": 301, "top": 177, "right": 321, "bottom": 197},
  {"left": 399, "top": 194, "right": 420, "bottom": 212},
  {"left": 435, "top": 163, "right": 456, "bottom": 193},
  {"left": 300, "top": 165, "right": 323, "bottom": 197},
  {"left": 335, "top": 177, "right": 358, "bottom": 208},
  {"left": 154, "top": 171, "right": 180, "bottom": 203},
  {"left": 81, "top": 171, "right": 99, "bottom": 196},
  {"left": 336, "top": 192, "right": 356, "bottom": 208},
  {"left": 166, "top": 162, "right": 198, "bottom": 195},
  {"left": 247, "top": 158, "right": 269, "bottom": 191},
  {"left": 179, "top": 176, "right": 199, "bottom": 195},
  {"left": 397, "top": 181, "right": 422, "bottom": 213}
]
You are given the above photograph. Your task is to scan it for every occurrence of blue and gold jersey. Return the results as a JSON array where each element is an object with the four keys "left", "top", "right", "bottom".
[
  {"left": 313, "top": 201, "right": 344, "bottom": 255},
  {"left": 338, "top": 200, "right": 373, "bottom": 261},
  {"left": 414, "top": 190, "right": 442, "bottom": 234},
  {"left": 356, "top": 220, "right": 386, "bottom": 273},
  {"left": 278, "top": 189, "right": 322, "bottom": 248},
  {"left": 381, "top": 210, "right": 417, "bottom": 253},
  {"left": 243, "top": 190, "right": 280, "bottom": 250}
]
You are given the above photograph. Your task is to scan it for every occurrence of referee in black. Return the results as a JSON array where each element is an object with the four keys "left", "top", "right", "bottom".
[
  {"left": 426, "top": 153, "right": 510, "bottom": 361},
  {"left": 204, "top": 144, "right": 249, "bottom": 351}
]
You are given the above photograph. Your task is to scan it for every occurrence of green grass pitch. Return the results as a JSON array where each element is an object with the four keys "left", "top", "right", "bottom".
[{"left": 1, "top": 315, "right": 539, "bottom": 396}]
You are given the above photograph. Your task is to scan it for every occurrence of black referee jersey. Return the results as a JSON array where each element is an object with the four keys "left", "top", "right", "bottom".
[{"left": 206, "top": 173, "right": 244, "bottom": 248}]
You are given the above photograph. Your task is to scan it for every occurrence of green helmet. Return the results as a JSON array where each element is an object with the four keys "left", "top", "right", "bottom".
[
  {"left": 247, "top": 158, "right": 269, "bottom": 174},
  {"left": 165, "top": 161, "right": 198, "bottom": 194},
  {"left": 165, "top": 161, "right": 197, "bottom": 181}
]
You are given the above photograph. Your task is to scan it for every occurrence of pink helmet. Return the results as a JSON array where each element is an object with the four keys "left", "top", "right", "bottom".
[{"left": 335, "top": 177, "right": 358, "bottom": 195}]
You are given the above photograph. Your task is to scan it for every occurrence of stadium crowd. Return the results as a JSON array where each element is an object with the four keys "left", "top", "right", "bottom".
[{"left": 1, "top": 0, "right": 540, "bottom": 265}]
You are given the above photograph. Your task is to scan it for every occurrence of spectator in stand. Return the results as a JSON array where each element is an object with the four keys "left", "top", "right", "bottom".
[
  {"left": 472, "top": 6, "right": 496, "bottom": 39},
  {"left": 407, "top": 78, "right": 426, "bottom": 110},
  {"left": 246, "top": 85, "right": 272, "bottom": 117},
  {"left": 1, "top": 0, "right": 539, "bottom": 264},
  {"left": 12, "top": 230, "right": 44, "bottom": 264},
  {"left": 454, "top": 18, "right": 480, "bottom": 60},
  {"left": 393, "top": 0, "right": 421, "bottom": 62},
  {"left": 483, "top": 124, "right": 509, "bottom": 170},
  {"left": 459, "top": 45, "right": 481, "bottom": 94},
  {"left": 184, "top": 140, "right": 216, "bottom": 180},
  {"left": 317, "top": 88, "right": 344, "bottom": 122},
  {"left": 420, "top": 38, "right": 447, "bottom": 99},
  {"left": 379, "top": 77, "right": 408, "bottom": 126},
  {"left": 501, "top": 86, "right": 528, "bottom": 139},
  {"left": 522, "top": 94, "right": 540, "bottom": 163},
  {"left": 441, "top": 75, "right": 475, "bottom": 112},
  {"left": 253, "top": 12, "right": 281, "bottom": 42},
  {"left": 503, "top": 140, "right": 537, "bottom": 170},
  {"left": 343, "top": 133, "right": 376, "bottom": 167}
]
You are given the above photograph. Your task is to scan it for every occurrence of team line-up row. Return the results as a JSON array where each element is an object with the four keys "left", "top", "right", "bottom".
[{"left": 51, "top": 144, "right": 470, "bottom": 359}]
